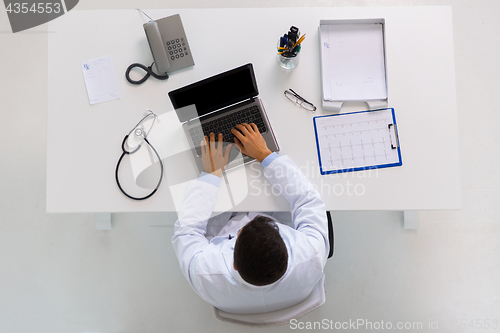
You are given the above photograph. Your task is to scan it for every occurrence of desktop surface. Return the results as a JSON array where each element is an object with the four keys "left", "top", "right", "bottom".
[{"left": 46, "top": 7, "right": 460, "bottom": 212}]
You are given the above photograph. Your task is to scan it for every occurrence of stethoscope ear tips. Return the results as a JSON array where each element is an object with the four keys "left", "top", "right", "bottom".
[{"left": 145, "top": 108, "right": 161, "bottom": 121}]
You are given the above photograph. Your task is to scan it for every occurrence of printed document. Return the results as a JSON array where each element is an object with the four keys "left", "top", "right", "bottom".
[{"left": 81, "top": 55, "right": 121, "bottom": 105}]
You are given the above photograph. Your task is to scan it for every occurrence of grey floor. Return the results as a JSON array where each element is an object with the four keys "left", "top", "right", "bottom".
[{"left": 1, "top": 1, "right": 499, "bottom": 332}]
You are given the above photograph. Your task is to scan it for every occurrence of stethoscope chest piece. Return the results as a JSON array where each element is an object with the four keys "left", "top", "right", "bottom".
[
  {"left": 126, "top": 126, "right": 146, "bottom": 151},
  {"left": 135, "top": 128, "right": 144, "bottom": 137}
]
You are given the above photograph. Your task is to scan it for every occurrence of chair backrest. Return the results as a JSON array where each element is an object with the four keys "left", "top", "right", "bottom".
[
  {"left": 327, "top": 211, "right": 334, "bottom": 258},
  {"left": 213, "top": 274, "right": 325, "bottom": 327}
]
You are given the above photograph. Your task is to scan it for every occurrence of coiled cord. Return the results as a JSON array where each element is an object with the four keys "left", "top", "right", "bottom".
[{"left": 125, "top": 62, "right": 169, "bottom": 85}]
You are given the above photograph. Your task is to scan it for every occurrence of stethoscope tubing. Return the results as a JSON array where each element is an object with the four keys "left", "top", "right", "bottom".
[{"left": 115, "top": 112, "right": 164, "bottom": 200}]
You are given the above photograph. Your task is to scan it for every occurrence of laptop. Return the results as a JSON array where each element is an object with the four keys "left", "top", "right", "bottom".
[{"left": 168, "top": 63, "right": 279, "bottom": 171}]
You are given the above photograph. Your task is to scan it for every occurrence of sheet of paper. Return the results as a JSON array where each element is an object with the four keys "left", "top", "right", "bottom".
[
  {"left": 314, "top": 109, "right": 400, "bottom": 173},
  {"left": 320, "top": 23, "right": 387, "bottom": 101},
  {"left": 81, "top": 55, "right": 120, "bottom": 105}
]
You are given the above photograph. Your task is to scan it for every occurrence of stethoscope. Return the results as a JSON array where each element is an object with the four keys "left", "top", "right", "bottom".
[{"left": 115, "top": 110, "right": 164, "bottom": 200}]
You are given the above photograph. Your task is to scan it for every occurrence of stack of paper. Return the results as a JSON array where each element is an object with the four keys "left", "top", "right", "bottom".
[{"left": 320, "top": 23, "right": 387, "bottom": 102}]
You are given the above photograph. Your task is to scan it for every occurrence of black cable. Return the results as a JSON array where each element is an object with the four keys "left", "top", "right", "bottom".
[
  {"left": 125, "top": 62, "right": 169, "bottom": 85},
  {"left": 115, "top": 135, "right": 164, "bottom": 200}
]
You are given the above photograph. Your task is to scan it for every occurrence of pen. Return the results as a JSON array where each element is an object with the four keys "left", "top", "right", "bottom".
[
  {"left": 278, "top": 28, "right": 304, "bottom": 57},
  {"left": 292, "top": 34, "right": 306, "bottom": 49}
]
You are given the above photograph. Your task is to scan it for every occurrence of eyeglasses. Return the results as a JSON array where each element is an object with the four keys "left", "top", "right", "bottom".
[{"left": 284, "top": 89, "right": 317, "bottom": 112}]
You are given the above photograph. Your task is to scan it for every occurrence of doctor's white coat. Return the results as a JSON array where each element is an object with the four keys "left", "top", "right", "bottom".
[{"left": 171, "top": 154, "right": 329, "bottom": 314}]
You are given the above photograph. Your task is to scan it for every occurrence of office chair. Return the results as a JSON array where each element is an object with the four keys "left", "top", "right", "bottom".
[
  {"left": 327, "top": 211, "right": 335, "bottom": 258},
  {"left": 213, "top": 211, "right": 335, "bottom": 326}
]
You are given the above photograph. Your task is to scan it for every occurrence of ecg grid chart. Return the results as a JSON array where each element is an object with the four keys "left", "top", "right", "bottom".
[{"left": 314, "top": 109, "right": 400, "bottom": 174}]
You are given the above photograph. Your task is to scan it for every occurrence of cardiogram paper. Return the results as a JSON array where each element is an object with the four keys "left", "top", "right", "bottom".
[{"left": 314, "top": 109, "right": 400, "bottom": 173}]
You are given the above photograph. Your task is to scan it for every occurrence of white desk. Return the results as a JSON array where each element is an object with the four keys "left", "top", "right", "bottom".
[{"left": 47, "top": 7, "right": 461, "bottom": 215}]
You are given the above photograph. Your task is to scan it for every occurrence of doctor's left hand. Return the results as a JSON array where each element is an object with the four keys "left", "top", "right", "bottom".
[{"left": 201, "top": 133, "right": 232, "bottom": 177}]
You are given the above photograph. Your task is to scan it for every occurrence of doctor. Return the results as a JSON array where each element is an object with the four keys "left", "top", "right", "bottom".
[{"left": 171, "top": 123, "right": 329, "bottom": 314}]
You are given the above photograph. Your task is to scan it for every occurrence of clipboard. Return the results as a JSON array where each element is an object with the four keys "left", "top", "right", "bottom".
[{"left": 313, "top": 108, "right": 402, "bottom": 175}]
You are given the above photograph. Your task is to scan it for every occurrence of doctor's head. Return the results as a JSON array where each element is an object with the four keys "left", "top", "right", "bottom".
[{"left": 233, "top": 215, "right": 288, "bottom": 286}]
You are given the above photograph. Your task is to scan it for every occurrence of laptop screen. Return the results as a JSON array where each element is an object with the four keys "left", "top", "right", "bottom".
[{"left": 168, "top": 64, "right": 259, "bottom": 123}]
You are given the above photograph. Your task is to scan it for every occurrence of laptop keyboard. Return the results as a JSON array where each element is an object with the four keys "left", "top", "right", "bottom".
[{"left": 189, "top": 104, "right": 267, "bottom": 156}]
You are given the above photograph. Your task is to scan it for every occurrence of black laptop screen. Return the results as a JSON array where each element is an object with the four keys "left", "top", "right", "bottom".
[{"left": 168, "top": 64, "right": 259, "bottom": 123}]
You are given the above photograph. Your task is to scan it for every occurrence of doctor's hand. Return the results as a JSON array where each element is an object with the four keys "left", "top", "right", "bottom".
[
  {"left": 231, "top": 123, "right": 272, "bottom": 163},
  {"left": 201, "top": 133, "right": 232, "bottom": 177}
]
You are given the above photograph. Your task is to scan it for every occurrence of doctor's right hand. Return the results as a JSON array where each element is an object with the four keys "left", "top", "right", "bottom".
[{"left": 201, "top": 133, "right": 232, "bottom": 178}]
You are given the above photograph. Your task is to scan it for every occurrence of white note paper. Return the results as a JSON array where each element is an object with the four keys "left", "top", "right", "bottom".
[
  {"left": 320, "top": 23, "right": 387, "bottom": 101},
  {"left": 81, "top": 55, "right": 121, "bottom": 105}
]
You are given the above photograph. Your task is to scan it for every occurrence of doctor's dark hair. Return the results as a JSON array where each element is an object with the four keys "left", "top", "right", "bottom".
[{"left": 233, "top": 215, "right": 288, "bottom": 286}]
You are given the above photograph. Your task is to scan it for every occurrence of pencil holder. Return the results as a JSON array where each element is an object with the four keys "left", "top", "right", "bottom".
[{"left": 277, "top": 41, "right": 300, "bottom": 69}]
